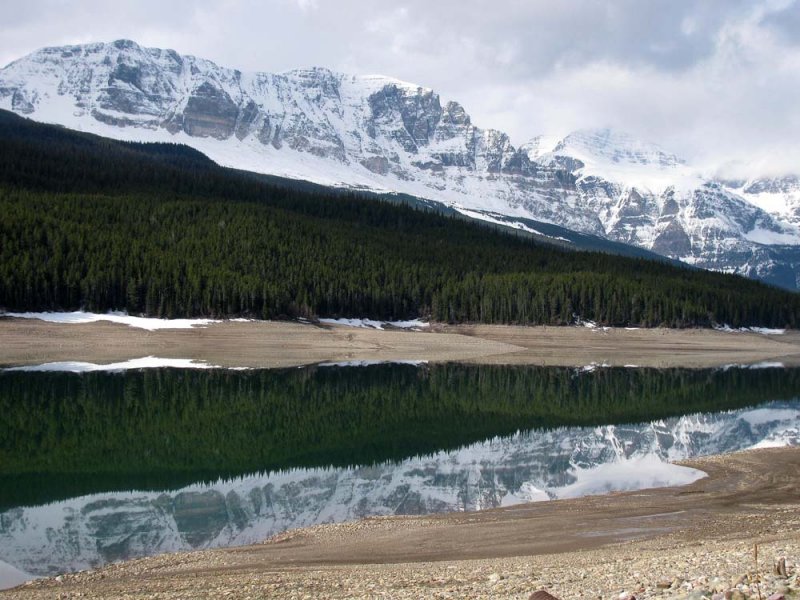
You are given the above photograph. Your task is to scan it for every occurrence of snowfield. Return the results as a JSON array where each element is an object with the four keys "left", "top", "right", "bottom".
[
  {"left": 2, "top": 312, "right": 431, "bottom": 332},
  {"left": 317, "top": 360, "right": 428, "bottom": 368}
]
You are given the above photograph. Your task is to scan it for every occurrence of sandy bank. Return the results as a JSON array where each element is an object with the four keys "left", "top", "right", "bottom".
[{"left": 1, "top": 318, "right": 800, "bottom": 369}]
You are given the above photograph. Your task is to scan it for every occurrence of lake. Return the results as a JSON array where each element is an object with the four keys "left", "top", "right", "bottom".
[{"left": 1, "top": 363, "right": 798, "bottom": 580}]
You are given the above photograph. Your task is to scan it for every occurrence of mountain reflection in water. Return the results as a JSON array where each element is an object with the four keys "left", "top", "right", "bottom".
[{"left": 0, "top": 363, "right": 798, "bottom": 578}]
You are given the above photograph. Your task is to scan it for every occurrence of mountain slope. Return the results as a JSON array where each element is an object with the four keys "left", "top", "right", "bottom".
[
  {"left": 0, "top": 40, "right": 592, "bottom": 230},
  {"left": 1, "top": 108, "right": 798, "bottom": 327},
  {"left": 2, "top": 40, "right": 799, "bottom": 288},
  {"left": 536, "top": 129, "right": 800, "bottom": 288}
]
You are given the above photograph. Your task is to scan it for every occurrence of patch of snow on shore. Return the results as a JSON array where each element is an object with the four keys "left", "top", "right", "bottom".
[
  {"left": 573, "top": 317, "right": 611, "bottom": 332},
  {"left": 2, "top": 311, "right": 220, "bottom": 331},
  {"left": 4, "top": 357, "right": 219, "bottom": 373},
  {"left": 318, "top": 318, "right": 429, "bottom": 330},
  {"left": 714, "top": 324, "right": 786, "bottom": 335}
]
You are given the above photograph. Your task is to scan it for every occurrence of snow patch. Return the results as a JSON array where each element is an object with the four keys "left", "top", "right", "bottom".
[
  {"left": 453, "top": 207, "right": 570, "bottom": 241},
  {"left": 318, "top": 318, "right": 429, "bottom": 330},
  {"left": 743, "top": 226, "right": 800, "bottom": 246},
  {"left": 3, "top": 311, "right": 220, "bottom": 331},
  {"left": 572, "top": 317, "right": 611, "bottom": 332},
  {"left": 714, "top": 324, "right": 786, "bottom": 335}
]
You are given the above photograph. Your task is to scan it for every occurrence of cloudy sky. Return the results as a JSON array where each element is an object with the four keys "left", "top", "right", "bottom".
[{"left": 2, "top": 0, "right": 800, "bottom": 174}]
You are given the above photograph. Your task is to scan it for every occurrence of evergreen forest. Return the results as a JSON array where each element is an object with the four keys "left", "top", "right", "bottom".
[{"left": 1, "top": 109, "right": 798, "bottom": 327}]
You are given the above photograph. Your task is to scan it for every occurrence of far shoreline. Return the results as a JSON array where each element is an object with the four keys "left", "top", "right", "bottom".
[{"left": 2, "top": 315, "right": 800, "bottom": 369}]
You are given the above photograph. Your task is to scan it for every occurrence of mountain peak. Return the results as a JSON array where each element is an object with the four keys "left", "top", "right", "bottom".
[
  {"left": 552, "top": 128, "right": 686, "bottom": 170},
  {"left": 521, "top": 134, "right": 562, "bottom": 161},
  {"left": 110, "top": 38, "right": 142, "bottom": 51},
  {"left": 2, "top": 39, "right": 800, "bottom": 288}
]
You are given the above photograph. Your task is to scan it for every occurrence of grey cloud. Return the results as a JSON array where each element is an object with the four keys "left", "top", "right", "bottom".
[{"left": 760, "top": 0, "right": 800, "bottom": 44}]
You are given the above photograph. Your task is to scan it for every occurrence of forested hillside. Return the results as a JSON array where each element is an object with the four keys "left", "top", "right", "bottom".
[{"left": 0, "top": 109, "right": 798, "bottom": 327}]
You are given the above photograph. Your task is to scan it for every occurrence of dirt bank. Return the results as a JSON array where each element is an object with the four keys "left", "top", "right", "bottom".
[{"left": 1, "top": 318, "right": 799, "bottom": 369}]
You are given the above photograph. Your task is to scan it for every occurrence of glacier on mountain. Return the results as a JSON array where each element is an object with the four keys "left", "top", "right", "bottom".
[{"left": 2, "top": 39, "right": 800, "bottom": 287}]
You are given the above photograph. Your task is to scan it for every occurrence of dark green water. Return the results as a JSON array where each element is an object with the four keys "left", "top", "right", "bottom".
[{"left": 2, "top": 363, "right": 800, "bottom": 510}]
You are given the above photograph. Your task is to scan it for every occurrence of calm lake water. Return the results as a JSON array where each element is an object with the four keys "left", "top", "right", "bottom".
[{"left": 1, "top": 363, "right": 799, "bottom": 579}]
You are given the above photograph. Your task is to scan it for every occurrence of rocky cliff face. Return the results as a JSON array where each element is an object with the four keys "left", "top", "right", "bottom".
[
  {"left": 2, "top": 40, "right": 800, "bottom": 288},
  {"left": 1, "top": 399, "right": 797, "bottom": 577},
  {"left": 533, "top": 130, "right": 800, "bottom": 284},
  {"left": 726, "top": 175, "right": 800, "bottom": 230}
]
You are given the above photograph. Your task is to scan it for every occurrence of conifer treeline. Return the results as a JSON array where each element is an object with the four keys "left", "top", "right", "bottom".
[{"left": 0, "top": 109, "right": 797, "bottom": 327}]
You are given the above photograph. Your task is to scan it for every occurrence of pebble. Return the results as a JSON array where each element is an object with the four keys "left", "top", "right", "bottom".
[{"left": 5, "top": 518, "right": 800, "bottom": 600}]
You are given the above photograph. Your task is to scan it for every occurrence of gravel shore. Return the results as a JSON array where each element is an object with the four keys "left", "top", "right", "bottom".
[{"left": 4, "top": 448, "right": 799, "bottom": 599}]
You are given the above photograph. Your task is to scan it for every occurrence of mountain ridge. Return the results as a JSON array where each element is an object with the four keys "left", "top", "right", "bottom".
[
  {"left": 3, "top": 105, "right": 798, "bottom": 327},
  {"left": 2, "top": 39, "right": 800, "bottom": 288}
]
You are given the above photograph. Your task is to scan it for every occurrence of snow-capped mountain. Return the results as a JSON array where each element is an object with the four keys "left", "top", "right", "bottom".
[
  {"left": 537, "top": 130, "right": 800, "bottom": 284},
  {"left": 728, "top": 175, "right": 800, "bottom": 229},
  {"left": 1, "top": 400, "right": 797, "bottom": 578},
  {"left": 2, "top": 40, "right": 800, "bottom": 288}
]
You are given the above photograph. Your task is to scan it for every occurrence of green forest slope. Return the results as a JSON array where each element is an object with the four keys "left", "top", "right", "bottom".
[{"left": 0, "top": 109, "right": 797, "bottom": 327}]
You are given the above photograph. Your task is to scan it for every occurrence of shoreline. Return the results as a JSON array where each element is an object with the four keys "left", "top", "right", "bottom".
[
  {"left": 2, "top": 317, "right": 800, "bottom": 369},
  {"left": 4, "top": 447, "right": 799, "bottom": 599}
]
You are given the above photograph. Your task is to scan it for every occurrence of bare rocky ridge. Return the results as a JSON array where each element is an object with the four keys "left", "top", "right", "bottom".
[{"left": 2, "top": 40, "right": 800, "bottom": 288}]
